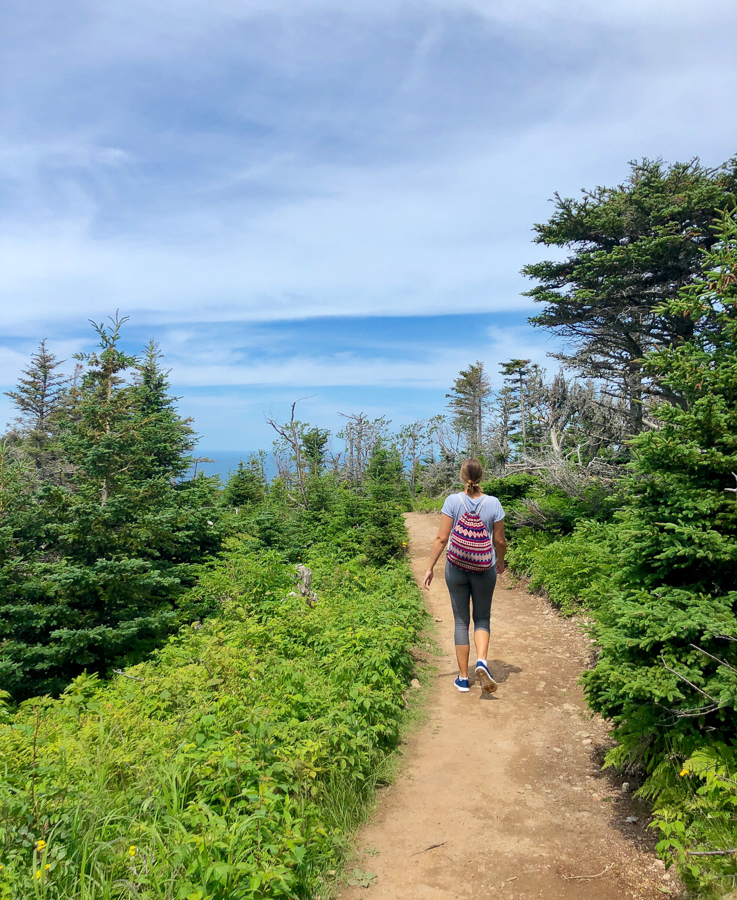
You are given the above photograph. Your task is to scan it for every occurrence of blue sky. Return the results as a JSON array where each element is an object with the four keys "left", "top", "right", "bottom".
[{"left": 2, "top": 0, "right": 736, "bottom": 469}]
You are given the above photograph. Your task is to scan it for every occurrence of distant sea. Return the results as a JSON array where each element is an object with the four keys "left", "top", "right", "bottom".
[{"left": 188, "top": 450, "right": 256, "bottom": 482}]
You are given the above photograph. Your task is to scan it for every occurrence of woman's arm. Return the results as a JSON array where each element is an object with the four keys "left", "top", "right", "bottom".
[
  {"left": 493, "top": 519, "right": 507, "bottom": 574},
  {"left": 423, "top": 514, "right": 453, "bottom": 589}
]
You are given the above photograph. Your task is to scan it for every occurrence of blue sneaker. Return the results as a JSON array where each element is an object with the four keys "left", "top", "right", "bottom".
[
  {"left": 475, "top": 660, "right": 497, "bottom": 693},
  {"left": 454, "top": 676, "right": 470, "bottom": 693}
]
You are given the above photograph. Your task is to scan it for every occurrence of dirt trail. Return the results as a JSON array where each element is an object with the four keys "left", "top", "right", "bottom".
[{"left": 339, "top": 512, "right": 681, "bottom": 900}]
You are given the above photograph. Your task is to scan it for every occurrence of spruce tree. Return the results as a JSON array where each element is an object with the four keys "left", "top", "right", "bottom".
[
  {"left": 363, "top": 443, "right": 409, "bottom": 565},
  {"left": 301, "top": 427, "right": 329, "bottom": 478},
  {"left": 524, "top": 157, "right": 737, "bottom": 434},
  {"left": 446, "top": 362, "right": 492, "bottom": 454},
  {"left": 223, "top": 456, "right": 267, "bottom": 508},
  {"left": 4, "top": 340, "right": 68, "bottom": 477},
  {"left": 0, "top": 317, "right": 224, "bottom": 700},
  {"left": 583, "top": 210, "right": 737, "bottom": 764},
  {"left": 132, "top": 340, "right": 196, "bottom": 479},
  {"left": 499, "top": 359, "right": 531, "bottom": 455}
]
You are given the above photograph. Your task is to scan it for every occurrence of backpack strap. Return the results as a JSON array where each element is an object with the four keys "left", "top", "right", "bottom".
[{"left": 459, "top": 493, "right": 486, "bottom": 514}]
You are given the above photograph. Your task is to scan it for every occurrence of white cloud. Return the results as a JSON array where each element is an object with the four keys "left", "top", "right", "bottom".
[{"left": 1, "top": 0, "right": 735, "bottom": 446}]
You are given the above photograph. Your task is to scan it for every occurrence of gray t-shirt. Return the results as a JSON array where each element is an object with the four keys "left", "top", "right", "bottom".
[{"left": 441, "top": 492, "right": 505, "bottom": 565}]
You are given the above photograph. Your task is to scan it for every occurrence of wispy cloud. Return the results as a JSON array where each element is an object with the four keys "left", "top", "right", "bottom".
[{"left": 1, "top": 0, "right": 735, "bottom": 446}]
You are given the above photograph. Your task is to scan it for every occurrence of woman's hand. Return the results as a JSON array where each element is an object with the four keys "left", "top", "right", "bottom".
[
  {"left": 424, "top": 514, "right": 452, "bottom": 591},
  {"left": 496, "top": 559, "right": 506, "bottom": 575}
]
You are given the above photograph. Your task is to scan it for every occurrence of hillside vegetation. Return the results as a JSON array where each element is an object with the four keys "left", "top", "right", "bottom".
[
  {"left": 2, "top": 157, "right": 737, "bottom": 898},
  {"left": 506, "top": 211, "right": 737, "bottom": 896},
  {"left": 0, "top": 463, "right": 426, "bottom": 898}
]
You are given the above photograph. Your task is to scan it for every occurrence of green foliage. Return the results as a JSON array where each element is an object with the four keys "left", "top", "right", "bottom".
[
  {"left": 411, "top": 496, "right": 444, "bottom": 513},
  {"left": 506, "top": 522, "right": 616, "bottom": 615},
  {"left": 574, "top": 211, "right": 737, "bottom": 887},
  {"left": 0, "top": 320, "right": 226, "bottom": 701},
  {"left": 481, "top": 473, "right": 538, "bottom": 503},
  {"left": 483, "top": 472, "right": 617, "bottom": 536},
  {"left": 524, "top": 156, "right": 737, "bottom": 433},
  {"left": 647, "top": 743, "right": 737, "bottom": 894},
  {"left": 503, "top": 212, "right": 737, "bottom": 888},
  {"left": 300, "top": 428, "right": 329, "bottom": 478},
  {"left": 0, "top": 538, "right": 427, "bottom": 899},
  {"left": 362, "top": 444, "right": 410, "bottom": 566},
  {"left": 223, "top": 456, "right": 267, "bottom": 508}
]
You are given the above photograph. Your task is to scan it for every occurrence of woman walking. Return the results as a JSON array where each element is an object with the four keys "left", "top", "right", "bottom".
[{"left": 423, "top": 459, "right": 507, "bottom": 693}]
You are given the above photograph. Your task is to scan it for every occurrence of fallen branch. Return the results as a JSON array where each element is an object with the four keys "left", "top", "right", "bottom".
[
  {"left": 562, "top": 863, "right": 614, "bottom": 880},
  {"left": 686, "top": 849, "right": 737, "bottom": 857},
  {"left": 411, "top": 842, "right": 446, "bottom": 856}
]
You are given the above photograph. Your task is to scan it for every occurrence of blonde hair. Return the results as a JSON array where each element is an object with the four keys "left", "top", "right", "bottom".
[{"left": 460, "top": 458, "right": 484, "bottom": 493}]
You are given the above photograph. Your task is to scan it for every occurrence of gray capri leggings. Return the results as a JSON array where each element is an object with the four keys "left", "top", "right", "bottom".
[{"left": 445, "top": 560, "right": 497, "bottom": 646}]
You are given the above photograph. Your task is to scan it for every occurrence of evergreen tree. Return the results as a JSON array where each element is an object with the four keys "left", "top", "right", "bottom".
[
  {"left": 4, "top": 340, "right": 68, "bottom": 479},
  {"left": 363, "top": 443, "right": 409, "bottom": 566},
  {"left": 131, "top": 340, "right": 196, "bottom": 479},
  {"left": 499, "top": 359, "right": 531, "bottom": 455},
  {"left": 223, "top": 455, "right": 267, "bottom": 508},
  {"left": 0, "top": 317, "right": 224, "bottom": 701},
  {"left": 583, "top": 210, "right": 737, "bottom": 766},
  {"left": 5, "top": 340, "right": 66, "bottom": 440},
  {"left": 488, "top": 386, "right": 515, "bottom": 472},
  {"left": 63, "top": 314, "right": 139, "bottom": 504},
  {"left": 524, "top": 157, "right": 737, "bottom": 434},
  {"left": 301, "top": 427, "right": 329, "bottom": 478},
  {"left": 446, "top": 362, "right": 492, "bottom": 453}
]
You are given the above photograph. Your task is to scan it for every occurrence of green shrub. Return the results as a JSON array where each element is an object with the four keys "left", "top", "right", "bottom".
[
  {"left": 481, "top": 473, "right": 538, "bottom": 503},
  {"left": 581, "top": 213, "right": 737, "bottom": 890},
  {"left": 507, "top": 522, "right": 615, "bottom": 615},
  {"left": 363, "top": 444, "right": 409, "bottom": 567},
  {"left": 0, "top": 542, "right": 427, "bottom": 899}
]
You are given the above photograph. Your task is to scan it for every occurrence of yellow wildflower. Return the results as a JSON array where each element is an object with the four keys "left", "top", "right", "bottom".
[
  {"left": 680, "top": 768, "right": 688, "bottom": 777},
  {"left": 45, "top": 865, "right": 50, "bottom": 871},
  {"left": 35, "top": 840, "right": 46, "bottom": 851},
  {"left": 36, "top": 871, "right": 41, "bottom": 879},
  {"left": 129, "top": 846, "right": 137, "bottom": 858}
]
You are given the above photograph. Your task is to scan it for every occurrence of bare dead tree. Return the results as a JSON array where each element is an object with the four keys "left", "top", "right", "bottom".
[
  {"left": 266, "top": 399, "right": 311, "bottom": 509},
  {"left": 337, "top": 413, "right": 389, "bottom": 483}
]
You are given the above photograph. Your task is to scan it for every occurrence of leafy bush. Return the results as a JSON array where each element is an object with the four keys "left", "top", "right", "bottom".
[
  {"left": 481, "top": 473, "right": 538, "bottom": 503},
  {"left": 510, "top": 479, "right": 619, "bottom": 534},
  {"left": 641, "top": 743, "right": 737, "bottom": 895},
  {"left": 0, "top": 542, "right": 427, "bottom": 899},
  {"left": 507, "top": 522, "right": 616, "bottom": 615}
]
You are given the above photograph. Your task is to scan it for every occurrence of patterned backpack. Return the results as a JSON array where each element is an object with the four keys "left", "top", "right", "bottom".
[{"left": 447, "top": 495, "right": 494, "bottom": 572}]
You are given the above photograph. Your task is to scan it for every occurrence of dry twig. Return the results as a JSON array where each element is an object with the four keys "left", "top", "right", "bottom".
[
  {"left": 562, "top": 863, "right": 614, "bottom": 880},
  {"left": 411, "top": 842, "right": 446, "bottom": 856}
]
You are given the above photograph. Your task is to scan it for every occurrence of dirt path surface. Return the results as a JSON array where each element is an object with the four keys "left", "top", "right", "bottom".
[{"left": 339, "top": 512, "right": 681, "bottom": 900}]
